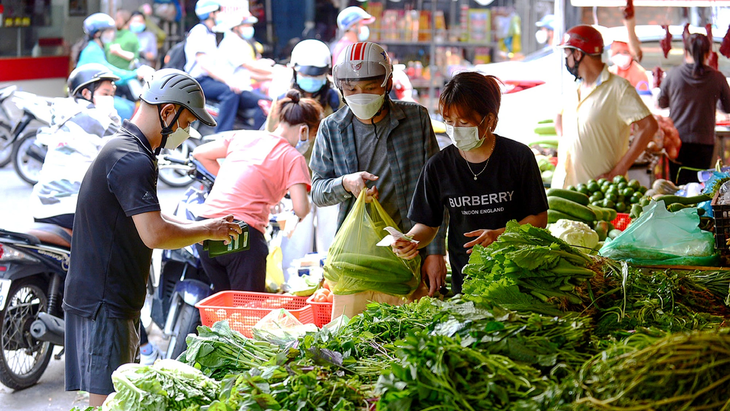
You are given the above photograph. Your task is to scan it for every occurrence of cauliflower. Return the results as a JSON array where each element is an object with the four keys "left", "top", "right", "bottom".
[{"left": 549, "top": 219, "right": 599, "bottom": 249}]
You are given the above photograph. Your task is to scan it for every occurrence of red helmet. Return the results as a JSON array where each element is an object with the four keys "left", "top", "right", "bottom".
[{"left": 560, "top": 25, "right": 604, "bottom": 55}]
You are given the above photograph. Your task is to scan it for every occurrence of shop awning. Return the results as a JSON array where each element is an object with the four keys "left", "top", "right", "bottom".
[{"left": 571, "top": 0, "right": 730, "bottom": 6}]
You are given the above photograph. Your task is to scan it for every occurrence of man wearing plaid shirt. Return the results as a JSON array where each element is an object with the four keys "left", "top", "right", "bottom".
[{"left": 310, "top": 42, "right": 447, "bottom": 297}]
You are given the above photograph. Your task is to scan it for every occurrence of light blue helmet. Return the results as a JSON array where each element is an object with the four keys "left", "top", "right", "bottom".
[
  {"left": 195, "top": 0, "right": 221, "bottom": 21},
  {"left": 83, "top": 13, "right": 115, "bottom": 38}
]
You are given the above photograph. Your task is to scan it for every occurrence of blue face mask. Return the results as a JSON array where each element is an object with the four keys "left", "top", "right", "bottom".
[
  {"left": 129, "top": 22, "right": 146, "bottom": 33},
  {"left": 239, "top": 26, "right": 255, "bottom": 40},
  {"left": 296, "top": 75, "right": 327, "bottom": 93}
]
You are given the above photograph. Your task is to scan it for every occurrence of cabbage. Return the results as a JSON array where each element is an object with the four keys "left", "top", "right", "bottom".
[{"left": 548, "top": 219, "right": 599, "bottom": 250}]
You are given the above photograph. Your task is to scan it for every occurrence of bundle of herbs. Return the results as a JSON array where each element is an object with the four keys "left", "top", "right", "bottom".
[
  {"left": 180, "top": 321, "right": 280, "bottom": 380},
  {"left": 573, "top": 329, "right": 730, "bottom": 410},
  {"left": 462, "top": 221, "right": 599, "bottom": 315},
  {"left": 375, "top": 331, "right": 555, "bottom": 411},
  {"left": 589, "top": 263, "right": 730, "bottom": 338}
]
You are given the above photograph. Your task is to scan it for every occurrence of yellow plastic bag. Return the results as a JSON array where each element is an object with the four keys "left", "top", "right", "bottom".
[
  {"left": 324, "top": 192, "right": 421, "bottom": 296},
  {"left": 265, "top": 246, "right": 285, "bottom": 292}
]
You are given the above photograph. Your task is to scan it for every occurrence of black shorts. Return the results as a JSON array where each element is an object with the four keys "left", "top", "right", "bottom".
[{"left": 64, "top": 304, "right": 140, "bottom": 395}]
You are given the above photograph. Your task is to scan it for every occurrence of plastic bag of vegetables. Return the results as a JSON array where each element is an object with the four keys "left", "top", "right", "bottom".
[
  {"left": 599, "top": 200, "right": 719, "bottom": 266},
  {"left": 324, "top": 192, "right": 421, "bottom": 296}
]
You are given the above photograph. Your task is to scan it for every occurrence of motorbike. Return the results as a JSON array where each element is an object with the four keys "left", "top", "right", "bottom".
[
  {"left": 0, "top": 85, "right": 18, "bottom": 168},
  {"left": 0, "top": 224, "right": 70, "bottom": 390},
  {"left": 8, "top": 91, "right": 53, "bottom": 185}
]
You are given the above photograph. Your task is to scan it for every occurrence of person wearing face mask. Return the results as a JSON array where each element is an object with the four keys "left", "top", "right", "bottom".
[
  {"left": 552, "top": 25, "right": 657, "bottom": 189},
  {"left": 64, "top": 69, "right": 240, "bottom": 408},
  {"left": 608, "top": 39, "right": 648, "bottom": 89},
  {"left": 192, "top": 89, "right": 320, "bottom": 293},
  {"left": 310, "top": 41, "right": 447, "bottom": 301},
  {"left": 76, "top": 13, "right": 153, "bottom": 121},
  {"left": 105, "top": 9, "right": 140, "bottom": 71},
  {"left": 216, "top": 11, "right": 274, "bottom": 130},
  {"left": 31, "top": 63, "right": 121, "bottom": 232},
  {"left": 331, "top": 6, "right": 375, "bottom": 66},
  {"left": 390, "top": 72, "right": 548, "bottom": 295},
  {"left": 129, "top": 11, "right": 158, "bottom": 68},
  {"left": 535, "top": 14, "right": 555, "bottom": 48},
  {"left": 184, "top": 0, "right": 241, "bottom": 133},
  {"left": 265, "top": 39, "right": 344, "bottom": 274}
]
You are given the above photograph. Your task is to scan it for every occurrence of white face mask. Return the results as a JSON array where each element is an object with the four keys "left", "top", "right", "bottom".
[
  {"left": 100, "top": 31, "right": 115, "bottom": 45},
  {"left": 345, "top": 93, "right": 385, "bottom": 120},
  {"left": 445, "top": 117, "right": 486, "bottom": 151},
  {"left": 295, "top": 125, "right": 310, "bottom": 154},
  {"left": 239, "top": 26, "right": 255, "bottom": 40},
  {"left": 164, "top": 112, "right": 190, "bottom": 149},
  {"left": 535, "top": 30, "right": 548, "bottom": 45},
  {"left": 358, "top": 25, "right": 370, "bottom": 41},
  {"left": 93, "top": 95, "right": 117, "bottom": 116},
  {"left": 611, "top": 53, "right": 633, "bottom": 70}
]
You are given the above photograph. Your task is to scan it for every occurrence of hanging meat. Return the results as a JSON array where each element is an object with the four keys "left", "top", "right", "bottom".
[
  {"left": 660, "top": 25, "right": 673, "bottom": 58},
  {"left": 623, "top": 0, "right": 634, "bottom": 20},
  {"left": 652, "top": 67, "right": 664, "bottom": 88},
  {"left": 721, "top": 25, "right": 730, "bottom": 59},
  {"left": 707, "top": 24, "right": 719, "bottom": 71},
  {"left": 682, "top": 23, "right": 691, "bottom": 45}
]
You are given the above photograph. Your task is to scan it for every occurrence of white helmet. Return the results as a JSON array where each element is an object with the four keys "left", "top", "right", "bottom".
[
  {"left": 337, "top": 6, "right": 374, "bottom": 32},
  {"left": 333, "top": 42, "right": 392, "bottom": 88},
  {"left": 290, "top": 39, "right": 332, "bottom": 76}
]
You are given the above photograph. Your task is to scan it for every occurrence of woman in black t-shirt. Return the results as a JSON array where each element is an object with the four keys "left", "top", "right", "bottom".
[{"left": 392, "top": 72, "right": 548, "bottom": 295}]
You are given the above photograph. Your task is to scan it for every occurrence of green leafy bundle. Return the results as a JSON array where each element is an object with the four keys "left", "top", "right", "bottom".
[
  {"left": 102, "top": 359, "right": 219, "bottom": 411},
  {"left": 462, "top": 221, "right": 597, "bottom": 315},
  {"left": 375, "top": 331, "right": 553, "bottom": 411},
  {"left": 180, "top": 321, "right": 279, "bottom": 380},
  {"left": 573, "top": 329, "right": 730, "bottom": 410}
]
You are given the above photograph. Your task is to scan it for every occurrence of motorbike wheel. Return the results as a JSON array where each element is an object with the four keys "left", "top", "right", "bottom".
[
  {"left": 11, "top": 129, "right": 43, "bottom": 186},
  {"left": 0, "top": 278, "right": 54, "bottom": 390},
  {"left": 158, "top": 139, "right": 198, "bottom": 188},
  {"left": 0, "top": 121, "right": 12, "bottom": 168},
  {"left": 165, "top": 300, "right": 200, "bottom": 361}
]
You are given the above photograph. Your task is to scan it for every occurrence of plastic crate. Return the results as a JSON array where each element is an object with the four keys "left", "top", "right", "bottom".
[
  {"left": 306, "top": 295, "right": 333, "bottom": 327},
  {"left": 611, "top": 212, "right": 631, "bottom": 231},
  {"left": 196, "top": 291, "right": 314, "bottom": 338}
]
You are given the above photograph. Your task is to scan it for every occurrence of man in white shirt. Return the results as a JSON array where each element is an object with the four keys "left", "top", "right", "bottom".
[{"left": 184, "top": 0, "right": 239, "bottom": 132}]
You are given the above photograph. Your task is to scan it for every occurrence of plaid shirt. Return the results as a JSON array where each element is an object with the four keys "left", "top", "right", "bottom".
[{"left": 310, "top": 99, "right": 446, "bottom": 255}]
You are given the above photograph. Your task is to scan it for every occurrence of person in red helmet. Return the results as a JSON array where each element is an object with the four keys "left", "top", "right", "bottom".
[{"left": 551, "top": 25, "right": 657, "bottom": 189}]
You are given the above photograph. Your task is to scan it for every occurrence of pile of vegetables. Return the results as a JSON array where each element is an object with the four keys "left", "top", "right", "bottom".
[
  {"left": 566, "top": 175, "right": 647, "bottom": 214},
  {"left": 80, "top": 218, "right": 730, "bottom": 411}
]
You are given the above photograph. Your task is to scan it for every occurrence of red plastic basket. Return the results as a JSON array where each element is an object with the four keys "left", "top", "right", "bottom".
[
  {"left": 306, "top": 295, "right": 333, "bottom": 327},
  {"left": 611, "top": 212, "right": 631, "bottom": 231},
  {"left": 196, "top": 291, "right": 314, "bottom": 338}
]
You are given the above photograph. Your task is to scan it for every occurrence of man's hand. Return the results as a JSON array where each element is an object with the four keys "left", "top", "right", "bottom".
[
  {"left": 204, "top": 214, "right": 242, "bottom": 245},
  {"left": 342, "top": 171, "right": 379, "bottom": 198},
  {"left": 422, "top": 254, "right": 447, "bottom": 297},
  {"left": 464, "top": 229, "right": 500, "bottom": 253}
]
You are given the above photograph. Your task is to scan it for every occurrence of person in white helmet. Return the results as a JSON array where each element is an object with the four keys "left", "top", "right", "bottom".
[
  {"left": 265, "top": 39, "right": 344, "bottom": 274},
  {"left": 184, "top": 0, "right": 240, "bottom": 132},
  {"left": 310, "top": 41, "right": 447, "bottom": 302},
  {"left": 331, "top": 6, "right": 375, "bottom": 66}
]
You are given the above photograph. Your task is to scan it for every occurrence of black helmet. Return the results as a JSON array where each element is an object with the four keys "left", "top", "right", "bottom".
[
  {"left": 140, "top": 69, "right": 216, "bottom": 127},
  {"left": 68, "top": 63, "right": 120, "bottom": 98},
  {"left": 83, "top": 13, "right": 116, "bottom": 38}
]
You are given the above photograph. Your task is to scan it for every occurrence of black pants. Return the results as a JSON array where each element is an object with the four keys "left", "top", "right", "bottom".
[
  {"left": 669, "top": 142, "right": 715, "bottom": 185},
  {"left": 194, "top": 227, "right": 268, "bottom": 292}
]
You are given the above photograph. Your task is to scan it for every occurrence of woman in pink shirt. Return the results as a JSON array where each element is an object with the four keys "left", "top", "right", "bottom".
[{"left": 192, "top": 90, "right": 322, "bottom": 292}]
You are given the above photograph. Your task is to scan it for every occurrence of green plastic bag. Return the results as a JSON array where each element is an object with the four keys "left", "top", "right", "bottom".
[
  {"left": 599, "top": 200, "right": 719, "bottom": 266},
  {"left": 324, "top": 192, "right": 421, "bottom": 296}
]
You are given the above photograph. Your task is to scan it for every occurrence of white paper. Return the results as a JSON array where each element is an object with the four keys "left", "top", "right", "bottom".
[{"left": 376, "top": 226, "right": 418, "bottom": 247}]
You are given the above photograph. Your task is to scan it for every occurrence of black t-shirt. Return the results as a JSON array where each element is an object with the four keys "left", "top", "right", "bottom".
[
  {"left": 409, "top": 135, "right": 548, "bottom": 292},
  {"left": 63, "top": 121, "right": 160, "bottom": 319}
]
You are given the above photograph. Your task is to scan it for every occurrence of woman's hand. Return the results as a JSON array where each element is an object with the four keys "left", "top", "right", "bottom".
[
  {"left": 391, "top": 237, "right": 419, "bottom": 260},
  {"left": 463, "top": 229, "right": 501, "bottom": 253}
]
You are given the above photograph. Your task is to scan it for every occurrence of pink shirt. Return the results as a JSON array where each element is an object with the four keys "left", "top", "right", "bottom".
[{"left": 198, "top": 131, "right": 311, "bottom": 233}]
